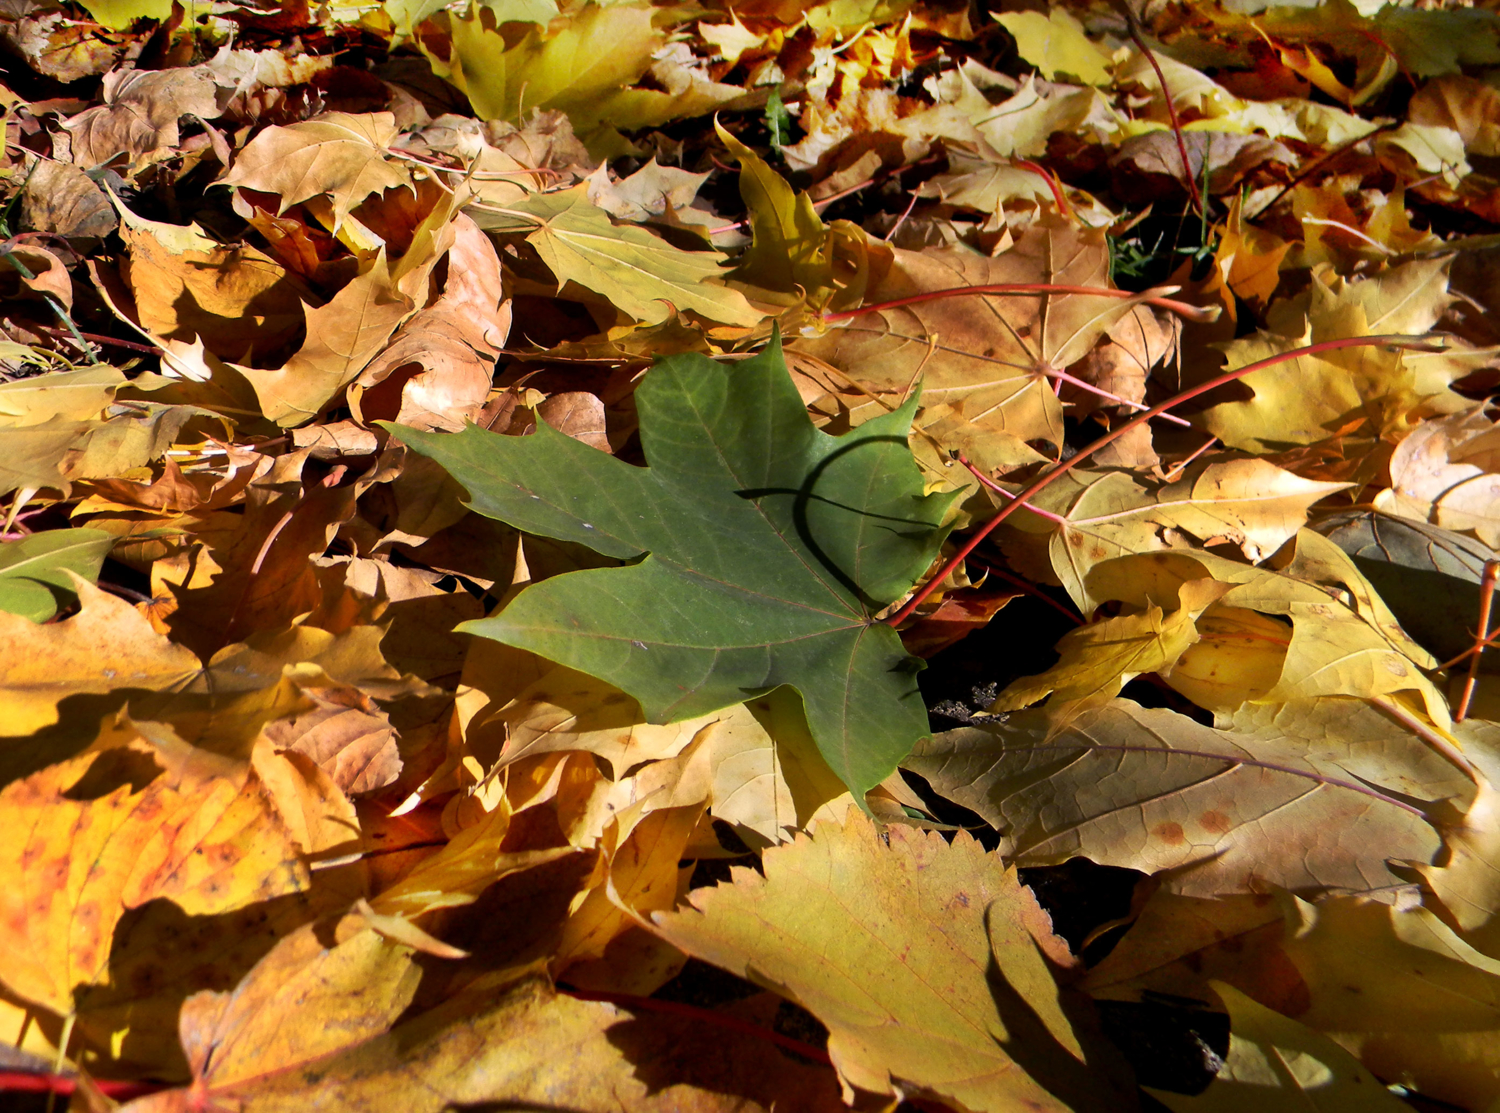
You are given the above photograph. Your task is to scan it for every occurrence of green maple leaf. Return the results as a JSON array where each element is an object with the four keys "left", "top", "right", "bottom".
[{"left": 384, "top": 337, "right": 956, "bottom": 797}]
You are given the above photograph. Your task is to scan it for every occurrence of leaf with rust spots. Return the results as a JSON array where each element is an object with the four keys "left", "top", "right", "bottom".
[
  {"left": 651, "top": 809, "right": 1133, "bottom": 1112},
  {"left": 0, "top": 719, "right": 306, "bottom": 1016},
  {"left": 906, "top": 697, "right": 1467, "bottom": 897}
]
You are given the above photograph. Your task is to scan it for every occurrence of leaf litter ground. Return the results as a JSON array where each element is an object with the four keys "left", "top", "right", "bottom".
[{"left": 3, "top": 0, "right": 1500, "bottom": 1110}]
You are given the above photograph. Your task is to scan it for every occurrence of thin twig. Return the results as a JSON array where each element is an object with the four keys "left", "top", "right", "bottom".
[
  {"left": 1455, "top": 559, "right": 1499, "bottom": 723},
  {"left": 1118, "top": 1, "right": 1202, "bottom": 217},
  {"left": 822, "top": 282, "right": 1219, "bottom": 325},
  {"left": 884, "top": 333, "right": 1445, "bottom": 627}
]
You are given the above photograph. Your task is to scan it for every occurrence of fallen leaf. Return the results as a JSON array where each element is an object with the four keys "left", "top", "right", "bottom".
[
  {"left": 0, "top": 718, "right": 307, "bottom": 1016},
  {"left": 388, "top": 337, "right": 955, "bottom": 797},
  {"left": 124, "top": 975, "right": 849, "bottom": 1112},
  {"left": 64, "top": 66, "right": 223, "bottom": 171},
  {"left": 485, "top": 185, "right": 762, "bottom": 328},
  {"left": 995, "top": 8, "right": 1112, "bottom": 87},
  {"left": 0, "top": 577, "right": 202, "bottom": 736},
  {"left": 905, "top": 697, "right": 1460, "bottom": 896},
  {"left": 1376, "top": 404, "right": 1500, "bottom": 547},
  {"left": 652, "top": 809, "right": 1130, "bottom": 1112},
  {"left": 0, "top": 526, "right": 114, "bottom": 622},
  {"left": 219, "top": 112, "right": 413, "bottom": 232},
  {"left": 1150, "top": 981, "right": 1410, "bottom": 1113}
]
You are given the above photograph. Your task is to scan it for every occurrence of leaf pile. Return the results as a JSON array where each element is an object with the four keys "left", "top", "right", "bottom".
[{"left": 3, "top": 0, "right": 1500, "bottom": 1109}]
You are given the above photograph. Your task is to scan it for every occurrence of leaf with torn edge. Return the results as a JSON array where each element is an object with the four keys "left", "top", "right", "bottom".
[{"left": 651, "top": 809, "right": 1131, "bottom": 1112}]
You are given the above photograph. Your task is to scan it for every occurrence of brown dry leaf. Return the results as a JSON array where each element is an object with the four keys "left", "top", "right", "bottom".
[
  {"left": 218, "top": 112, "right": 413, "bottom": 232},
  {"left": 235, "top": 250, "right": 417, "bottom": 427},
  {"left": 1062, "top": 305, "right": 1179, "bottom": 467},
  {"left": 262, "top": 676, "right": 401, "bottom": 795},
  {"left": 123, "top": 975, "right": 849, "bottom": 1113},
  {"left": 904, "top": 697, "right": 1464, "bottom": 897},
  {"left": 792, "top": 215, "right": 1148, "bottom": 487},
  {"left": 1080, "top": 890, "right": 1298, "bottom": 1009},
  {"left": 19, "top": 157, "right": 117, "bottom": 238},
  {"left": 0, "top": 10, "right": 122, "bottom": 83},
  {"left": 0, "top": 717, "right": 307, "bottom": 1017},
  {"left": 148, "top": 450, "right": 375, "bottom": 654},
  {"left": 1109, "top": 131, "right": 1295, "bottom": 207},
  {"left": 348, "top": 213, "right": 509, "bottom": 432},
  {"left": 488, "top": 666, "right": 705, "bottom": 777},
  {"left": 552, "top": 745, "right": 709, "bottom": 978},
  {"left": 1376, "top": 403, "right": 1500, "bottom": 546},
  {"left": 535, "top": 390, "right": 609, "bottom": 451},
  {"left": 64, "top": 66, "right": 223, "bottom": 172},
  {"left": 1204, "top": 194, "right": 1291, "bottom": 322},
  {"left": 652, "top": 810, "right": 1131, "bottom": 1112},
  {"left": 110, "top": 197, "right": 313, "bottom": 363},
  {"left": 0, "top": 577, "right": 201, "bottom": 736}
]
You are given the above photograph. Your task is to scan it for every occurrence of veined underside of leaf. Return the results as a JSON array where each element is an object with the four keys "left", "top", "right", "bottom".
[
  {"left": 386, "top": 337, "right": 956, "bottom": 798},
  {"left": 905, "top": 698, "right": 1463, "bottom": 896}
]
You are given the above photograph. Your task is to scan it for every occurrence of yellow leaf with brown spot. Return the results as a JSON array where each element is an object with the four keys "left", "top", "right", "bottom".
[{"left": 0, "top": 721, "right": 307, "bottom": 1015}]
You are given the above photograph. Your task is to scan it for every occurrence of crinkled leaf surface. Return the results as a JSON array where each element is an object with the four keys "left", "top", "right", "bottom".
[{"left": 387, "top": 339, "right": 954, "bottom": 797}]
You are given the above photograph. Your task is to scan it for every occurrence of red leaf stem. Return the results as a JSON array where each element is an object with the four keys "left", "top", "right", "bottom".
[
  {"left": 1118, "top": 2, "right": 1203, "bottom": 217},
  {"left": 885, "top": 333, "right": 1445, "bottom": 627},
  {"left": 0, "top": 1071, "right": 161, "bottom": 1099}
]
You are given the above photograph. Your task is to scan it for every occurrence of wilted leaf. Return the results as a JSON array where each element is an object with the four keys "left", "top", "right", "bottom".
[
  {"left": 905, "top": 698, "right": 1461, "bottom": 896},
  {"left": 388, "top": 338, "right": 955, "bottom": 797},
  {"left": 652, "top": 809, "right": 1130, "bottom": 1112}
]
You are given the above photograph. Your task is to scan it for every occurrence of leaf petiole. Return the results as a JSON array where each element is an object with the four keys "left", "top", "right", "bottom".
[{"left": 886, "top": 333, "right": 1449, "bottom": 627}]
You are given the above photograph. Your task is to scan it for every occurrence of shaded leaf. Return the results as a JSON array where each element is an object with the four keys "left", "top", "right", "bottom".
[{"left": 0, "top": 527, "right": 113, "bottom": 622}]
